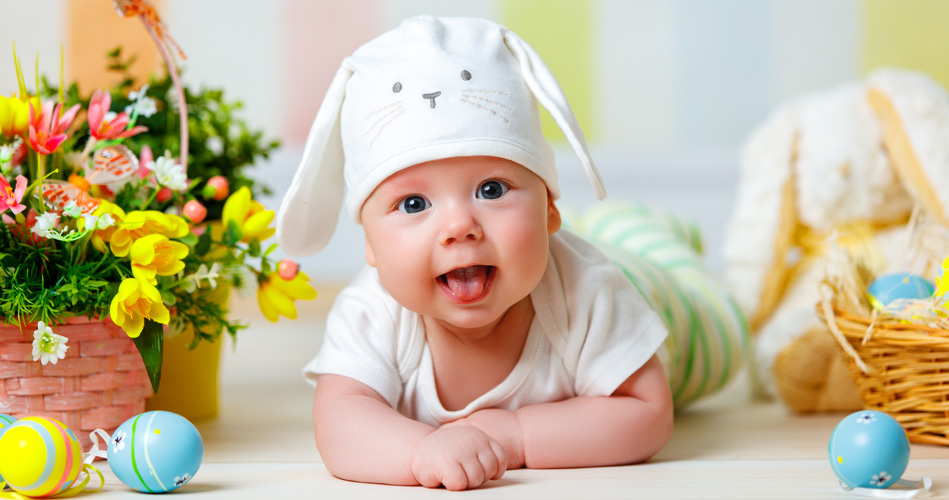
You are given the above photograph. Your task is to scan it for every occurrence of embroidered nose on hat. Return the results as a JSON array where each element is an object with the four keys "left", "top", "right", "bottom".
[
  {"left": 276, "top": 16, "right": 607, "bottom": 257},
  {"left": 422, "top": 91, "right": 441, "bottom": 108}
]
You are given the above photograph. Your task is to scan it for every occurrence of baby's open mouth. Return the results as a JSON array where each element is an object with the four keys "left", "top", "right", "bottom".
[{"left": 438, "top": 265, "right": 494, "bottom": 302}]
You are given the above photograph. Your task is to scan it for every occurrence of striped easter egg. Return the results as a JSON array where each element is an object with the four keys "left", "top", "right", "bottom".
[
  {"left": 0, "top": 416, "right": 82, "bottom": 497},
  {"left": 108, "top": 411, "right": 204, "bottom": 493},
  {"left": 0, "top": 414, "right": 17, "bottom": 483}
]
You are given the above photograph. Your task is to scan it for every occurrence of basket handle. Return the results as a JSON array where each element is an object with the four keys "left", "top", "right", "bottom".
[{"left": 820, "top": 285, "right": 872, "bottom": 374}]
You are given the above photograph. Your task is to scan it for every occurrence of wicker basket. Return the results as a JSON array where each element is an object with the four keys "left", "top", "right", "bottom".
[
  {"left": 820, "top": 298, "right": 949, "bottom": 446},
  {"left": 0, "top": 317, "right": 152, "bottom": 450}
]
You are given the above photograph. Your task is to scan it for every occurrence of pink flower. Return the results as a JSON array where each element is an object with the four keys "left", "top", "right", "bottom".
[
  {"left": 137, "top": 144, "right": 154, "bottom": 179},
  {"left": 28, "top": 101, "right": 80, "bottom": 155},
  {"left": 0, "top": 175, "right": 27, "bottom": 215},
  {"left": 87, "top": 90, "right": 147, "bottom": 141}
]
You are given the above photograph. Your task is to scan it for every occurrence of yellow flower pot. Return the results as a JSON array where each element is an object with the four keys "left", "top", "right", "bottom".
[
  {"left": 144, "top": 331, "right": 222, "bottom": 421},
  {"left": 146, "top": 282, "right": 230, "bottom": 422}
]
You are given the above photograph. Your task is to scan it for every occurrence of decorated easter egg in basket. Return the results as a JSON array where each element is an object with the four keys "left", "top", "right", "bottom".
[
  {"left": 0, "top": 416, "right": 83, "bottom": 497},
  {"left": 866, "top": 273, "right": 934, "bottom": 309},
  {"left": 828, "top": 411, "right": 910, "bottom": 489},
  {"left": 108, "top": 411, "right": 204, "bottom": 493}
]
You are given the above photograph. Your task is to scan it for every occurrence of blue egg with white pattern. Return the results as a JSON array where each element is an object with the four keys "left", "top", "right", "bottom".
[
  {"left": 867, "top": 273, "right": 934, "bottom": 309},
  {"left": 107, "top": 411, "right": 203, "bottom": 493},
  {"left": 828, "top": 411, "right": 910, "bottom": 489},
  {"left": 0, "top": 414, "right": 16, "bottom": 482}
]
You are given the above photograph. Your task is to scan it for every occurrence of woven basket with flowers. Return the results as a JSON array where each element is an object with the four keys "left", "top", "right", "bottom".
[
  {"left": 819, "top": 211, "right": 949, "bottom": 445},
  {"left": 0, "top": 2, "right": 316, "bottom": 448}
]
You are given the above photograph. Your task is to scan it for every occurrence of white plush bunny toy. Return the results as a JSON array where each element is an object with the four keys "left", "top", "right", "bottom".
[{"left": 724, "top": 68, "right": 949, "bottom": 412}]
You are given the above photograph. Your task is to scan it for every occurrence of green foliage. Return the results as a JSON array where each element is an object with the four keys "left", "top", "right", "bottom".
[{"left": 42, "top": 47, "right": 281, "bottom": 219}]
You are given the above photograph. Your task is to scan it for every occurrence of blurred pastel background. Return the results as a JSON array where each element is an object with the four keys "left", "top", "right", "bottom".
[{"left": 2, "top": 0, "right": 948, "bottom": 282}]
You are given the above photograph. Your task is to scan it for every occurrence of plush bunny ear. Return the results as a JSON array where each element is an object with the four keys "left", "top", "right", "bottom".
[
  {"left": 276, "top": 65, "right": 353, "bottom": 257},
  {"left": 502, "top": 30, "right": 607, "bottom": 200}
]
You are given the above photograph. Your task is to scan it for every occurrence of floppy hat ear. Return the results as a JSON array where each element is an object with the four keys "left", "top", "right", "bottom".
[
  {"left": 502, "top": 30, "right": 607, "bottom": 200},
  {"left": 276, "top": 65, "right": 353, "bottom": 256}
]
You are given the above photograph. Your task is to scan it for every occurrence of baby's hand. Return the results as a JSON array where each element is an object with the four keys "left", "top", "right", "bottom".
[{"left": 410, "top": 426, "right": 508, "bottom": 490}]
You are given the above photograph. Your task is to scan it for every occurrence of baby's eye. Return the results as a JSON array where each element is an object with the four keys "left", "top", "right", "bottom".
[
  {"left": 398, "top": 195, "right": 430, "bottom": 214},
  {"left": 476, "top": 180, "right": 508, "bottom": 200}
]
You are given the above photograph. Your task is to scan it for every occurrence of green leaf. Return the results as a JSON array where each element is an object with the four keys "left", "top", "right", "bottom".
[
  {"left": 262, "top": 243, "right": 278, "bottom": 258},
  {"left": 178, "top": 232, "right": 198, "bottom": 247},
  {"left": 195, "top": 230, "right": 211, "bottom": 256},
  {"left": 224, "top": 219, "right": 242, "bottom": 246},
  {"left": 248, "top": 238, "right": 261, "bottom": 258},
  {"left": 132, "top": 320, "right": 164, "bottom": 394}
]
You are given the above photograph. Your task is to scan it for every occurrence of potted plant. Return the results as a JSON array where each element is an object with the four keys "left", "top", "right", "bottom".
[{"left": 0, "top": 37, "right": 315, "bottom": 443}]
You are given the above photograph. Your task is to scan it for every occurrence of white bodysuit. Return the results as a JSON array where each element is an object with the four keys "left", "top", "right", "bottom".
[{"left": 304, "top": 230, "right": 668, "bottom": 427}]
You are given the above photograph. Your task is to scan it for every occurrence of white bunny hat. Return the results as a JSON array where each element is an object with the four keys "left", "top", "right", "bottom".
[{"left": 277, "top": 16, "right": 606, "bottom": 256}]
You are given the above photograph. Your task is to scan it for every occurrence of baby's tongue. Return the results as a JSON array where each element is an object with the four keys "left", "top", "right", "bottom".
[{"left": 444, "top": 266, "right": 489, "bottom": 301}]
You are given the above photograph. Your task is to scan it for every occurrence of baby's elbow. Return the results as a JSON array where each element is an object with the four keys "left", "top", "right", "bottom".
[{"left": 644, "top": 396, "right": 675, "bottom": 462}]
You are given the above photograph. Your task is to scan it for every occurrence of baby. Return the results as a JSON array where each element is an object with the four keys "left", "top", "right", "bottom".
[{"left": 276, "top": 16, "right": 673, "bottom": 490}]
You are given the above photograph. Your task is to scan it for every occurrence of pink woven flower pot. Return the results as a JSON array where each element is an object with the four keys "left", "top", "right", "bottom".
[{"left": 0, "top": 317, "right": 152, "bottom": 450}]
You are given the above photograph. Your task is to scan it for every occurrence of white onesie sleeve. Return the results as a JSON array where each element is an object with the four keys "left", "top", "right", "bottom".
[
  {"left": 540, "top": 231, "right": 669, "bottom": 397},
  {"left": 303, "top": 267, "right": 404, "bottom": 408}
]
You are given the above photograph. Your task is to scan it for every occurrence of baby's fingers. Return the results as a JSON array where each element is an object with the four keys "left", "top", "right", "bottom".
[
  {"left": 487, "top": 438, "right": 509, "bottom": 480},
  {"left": 441, "top": 463, "right": 472, "bottom": 491}
]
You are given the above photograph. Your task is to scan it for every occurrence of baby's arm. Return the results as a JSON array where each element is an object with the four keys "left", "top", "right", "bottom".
[
  {"left": 447, "top": 354, "right": 673, "bottom": 469},
  {"left": 313, "top": 374, "right": 509, "bottom": 490}
]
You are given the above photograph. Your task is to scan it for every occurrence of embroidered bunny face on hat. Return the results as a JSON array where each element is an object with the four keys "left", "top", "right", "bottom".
[{"left": 277, "top": 16, "right": 605, "bottom": 257}]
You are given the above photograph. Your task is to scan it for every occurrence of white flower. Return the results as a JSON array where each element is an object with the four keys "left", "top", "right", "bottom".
[
  {"left": 856, "top": 413, "right": 876, "bottom": 425},
  {"left": 96, "top": 213, "right": 115, "bottom": 229},
  {"left": 128, "top": 84, "right": 150, "bottom": 102},
  {"left": 173, "top": 473, "right": 191, "bottom": 487},
  {"left": 32, "top": 322, "right": 69, "bottom": 365},
  {"left": 148, "top": 152, "right": 188, "bottom": 191},
  {"left": 136, "top": 97, "right": 157, "bottom": 118},
  {"left": 31, "top": 213, "right": 60, "bottom": 238},
  {"left": 206, "top": 136, "right": 224, "bottom": 155},
  {"left": 182, "top": 263, "right": 222, "bottom": 293},
  {"left": 82, "top": 214, "right": 100, "bottom": 230},
  {"left": 870, "top": 471, "right": 891, "bottom": 486},
  {"left": 232, "top": 265, "right": 257, "bottom": 300},
  {"left": 0, "top": 144, "right": 13, "bottom": 162},
  {"left": 112, "top": 430, "right": 127, "bottom": 453},
  {"left": 63, "top": 200, "right": 82, "bottom": 218}
]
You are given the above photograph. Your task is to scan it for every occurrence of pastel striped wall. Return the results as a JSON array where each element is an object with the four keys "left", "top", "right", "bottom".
[{"left": 3, "top": 0, "right": 947, "bottom": 155}]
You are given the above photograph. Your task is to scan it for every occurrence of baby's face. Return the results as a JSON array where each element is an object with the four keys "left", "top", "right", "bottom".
[{"left": 361, "top": 156, "right": 560, "bottom": 331}]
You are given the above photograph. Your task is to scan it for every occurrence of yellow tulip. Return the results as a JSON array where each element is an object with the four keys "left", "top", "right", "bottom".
[
  {"left": 0, "top": 94, "right": 38, "bottom": 137},
  {"left": 257, "top": 271, "right": 317, "bottom": 322},
  {"left": 90, "top": 200, "right": 127, "bottom": 253},
  {"left": 129, "top": 233, "right": 189, "bottom": 284},
  {"left": 222, "top": 186, "right": 276, "bottom": 243},
  {"left": 110, "top": 278, "right": 170, "bottom": 338},
  {"left": 109, "top": 210, "right": 189, "bottom": 257}
]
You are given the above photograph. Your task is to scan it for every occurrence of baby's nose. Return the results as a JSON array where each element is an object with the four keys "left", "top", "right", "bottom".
[
  {"left": 422, "top": 91, "right": 441, "bottom": 109},
  {"left": 439, "top": 207, "right": 482, "bottom": 245}
]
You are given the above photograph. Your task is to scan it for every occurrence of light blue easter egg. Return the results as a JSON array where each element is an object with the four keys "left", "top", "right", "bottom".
[
  {"left": 107, "top": 411, "right": 204, "bottom": 493},
  {"left": 0, "top": 414, "right": 16, "bottom": 483},
  {"left": 867, "top": 273, "right": 934, "bottom": 310},
  {"left": 828, "top": 411, "right": 910, "bottom": 489}
]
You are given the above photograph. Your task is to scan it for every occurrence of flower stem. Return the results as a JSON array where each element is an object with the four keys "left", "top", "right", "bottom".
[{"left": 80, "top": 137, "right": 97, "bottom": 164}]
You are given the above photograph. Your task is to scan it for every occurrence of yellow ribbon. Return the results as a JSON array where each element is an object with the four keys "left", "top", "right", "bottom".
[{"left": 0, "top": 463, "right": 104, "bottom": 499}]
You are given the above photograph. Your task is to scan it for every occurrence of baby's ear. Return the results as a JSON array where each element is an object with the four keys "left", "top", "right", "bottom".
[
  {"left": 547, "top": 195, "right": 562, "bottom": 235},
  {"left": 364, "top": 235, "right": 377, "bottom": 268}
]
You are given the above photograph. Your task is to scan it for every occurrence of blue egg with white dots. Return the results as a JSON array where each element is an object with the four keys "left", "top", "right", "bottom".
[
  {"left": 828, "top": 411, "right": 910, "bottom": 489},
  {"left": 867, "top": 273, "right": 934, "bottom": 309},
  {"left": 107, "top": 411, "right": 203, "bottom": 493},
  {"left": 0, "top": 414, "right": 16, "bottom": 483}
]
